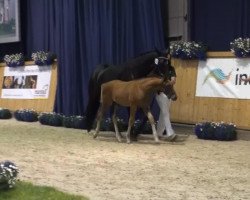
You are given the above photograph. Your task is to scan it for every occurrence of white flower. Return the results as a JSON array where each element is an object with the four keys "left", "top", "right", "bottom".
[{"left": 0, "top": 161, "right": 19, "bottom": 188}]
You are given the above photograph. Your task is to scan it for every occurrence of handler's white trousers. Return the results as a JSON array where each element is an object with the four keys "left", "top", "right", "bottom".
[{"left": 155, "top": 92, "right": 175, "bottom": 137}]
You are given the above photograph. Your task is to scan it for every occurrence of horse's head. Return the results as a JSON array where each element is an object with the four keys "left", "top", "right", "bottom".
[
  {"left": 149, "top": 48, "right": 171, "bottom": 76},
  {"left": 151, "top": 55, "right": 171, "bottom": 77}
]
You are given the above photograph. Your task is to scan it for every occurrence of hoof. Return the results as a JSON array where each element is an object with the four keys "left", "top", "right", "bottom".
[
  {"left": 117, "top": 138, "right": 122, "bottom": 143},
  {"left": 155, "top": 140, "right": 160, "bottom": 144},
  {"left": 116, "top": 134, "right": 123, "bottom": 142},
  {"left": 126, "top": 140, "right": 131, "bottom": 144}
]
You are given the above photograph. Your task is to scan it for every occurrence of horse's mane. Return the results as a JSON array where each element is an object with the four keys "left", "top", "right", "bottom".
[{"left": 118, "top": 50, "right": 160, "bottom": 68}]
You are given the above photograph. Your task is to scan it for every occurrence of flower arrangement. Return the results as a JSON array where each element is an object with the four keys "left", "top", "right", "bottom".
[
  {"left": 38, "top": 112, "right": 63, "bottom": 126},
  {"left": 14, "top": 109, "right": 38, "bottom": 122},
  {"left": 170, "top": 41, "right": 207, "bottom": 60},
  {"left": 31, "top": 51, "right": 56, "bottom": 66},
  {"left": 116, "top": 118, "right": 128, "bottom": 132},
  {"left": 0, "top": 161, "right": 19, "bottom": 189},
  {"left": 4, "top": 53, "right": 25, "bottom": 67},
  {"left": 230, "top": 37, "right": 250, "bottom": 57},
  {"left": 0, "top": 108, "right": 12, "bottom": 119},
  {"left": 93, "top": 117, "right": 127, "bottom": 132},
  {"left": 133, "top": 119, "right": 157, "bottom": 135},
  {"left": 194, "top": 121, "right": 237, "bottom": 141},
  {"left": 63, "top": 115, "right": 86, "bottom": 129},
  {"left": 92, "top": 118, "right": 110, "bottom": 131}
]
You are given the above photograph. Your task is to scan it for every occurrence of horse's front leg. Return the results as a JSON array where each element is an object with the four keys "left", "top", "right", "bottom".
[
  {"left": 112, "top": 105, "right": 122, "bottom": 142},
  {"left": 126, "top": 106, "right": 137, "bottom": 143},
  {"left": 143, "top": 107, "right": 159, "bottom": 143}
]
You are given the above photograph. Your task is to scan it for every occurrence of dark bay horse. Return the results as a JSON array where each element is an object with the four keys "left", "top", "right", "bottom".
[
  {"left": 94, "top": 76, "right": 170, "bottom": 143},
  {"left": 85, "top": 50, "right": 168, "bottom": 132}
]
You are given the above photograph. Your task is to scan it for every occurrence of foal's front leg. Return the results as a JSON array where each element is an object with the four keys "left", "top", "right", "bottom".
[
  {"left": 143, "top": 107, "right": 159, "bottom": 143},
  {"left": 112, "top": 105, "right": 122, "bottom": 142}
]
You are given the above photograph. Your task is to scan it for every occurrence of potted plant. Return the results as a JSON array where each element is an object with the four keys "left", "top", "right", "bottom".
[
  {"left": 38, "top": 112, "right": 63, "bottom": 127},
  {"left": 31, "top": 51, "right": 56, "bottom": 66},
  {"left": 194, "top": 121, "right": 237, "bottom": 141},
  {"left": 4, "top": 53, "right": 25, "bottom": 67},
  {"left": 0, "top": 108, "right": 12, "bottom": 119},
  {"left": 170, "top": 41, "right": 207, "bottom": 60},
  {"left": 63, "top": 115, "right": 86, "bottom": 129},
  {"left": 14, "top": 109, "right": 38, "bottom": 122},
  {"left": 0, "top": 161, "right": 19, "bottom": 190},
  {"left": 215, "top": 122, "right": 237, "bottom": 141},
  {"left": 230, "top": 37, "right": 250, "bottom": 57}
]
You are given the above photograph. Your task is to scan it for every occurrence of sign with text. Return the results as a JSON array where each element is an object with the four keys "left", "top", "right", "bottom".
[
  {"left": 1, "top": 65, "right": 51, "bottom": 99},
  {"left": 196, "top": 58, "right": 250, "bottom": 99}
]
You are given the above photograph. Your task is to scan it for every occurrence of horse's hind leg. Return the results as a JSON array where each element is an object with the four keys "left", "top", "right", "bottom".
[
  {"left": 143, "top": 107, "right": 159, "bottom": 143},
  {"left": 126, "top": 106, "right": 137, "bottom": 143},
  {"left": 111, "top": 105, "right": 122, "bottom": 142},
  {"left": 93, "top": 107, "right": 102, "bottom": 139},
  {"left": 93, "top": 103, "right": 108, "bottom": 139}
]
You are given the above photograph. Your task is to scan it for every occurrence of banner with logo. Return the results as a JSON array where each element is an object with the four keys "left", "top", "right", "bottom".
[
  {"left": 196, "top": 58, "right": 250, "bottom": 99},
  {"left": 1, "top": 65, "right": 52, "bottom": 99}
]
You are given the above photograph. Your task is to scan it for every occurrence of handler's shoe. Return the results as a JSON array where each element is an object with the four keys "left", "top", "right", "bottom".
[
  {"left": 165, "top": 134, "right": 190, "bottom": 142},
  {"left": 165, "top": 133, "right": 178, "bottom": 142}
]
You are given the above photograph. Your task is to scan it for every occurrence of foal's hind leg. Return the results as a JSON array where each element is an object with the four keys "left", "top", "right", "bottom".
[
  {"left": 126, "top": 106, "right": 137, "bottom": 143},
  {"left": 112, "top": 105, "right": 122, "bottom": 142},
  {"left": 143, "top": 107, "right": 159, "bottom": 143},
  {"left": 93, "top": 104, "right": 108, "bottom": 139},
  {"left": 93, "top": 107, "right": 102, "bottom": 139}
]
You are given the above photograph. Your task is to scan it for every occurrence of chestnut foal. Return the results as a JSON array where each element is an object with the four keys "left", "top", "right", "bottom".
[{"left": 93, "top": 76, "right": 171, "bottom": 143}]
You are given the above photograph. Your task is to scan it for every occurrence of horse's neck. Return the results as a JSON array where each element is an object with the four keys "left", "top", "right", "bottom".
[
  {"left": 119, "top": 51, "right": 158, "bottom": 80},
  {"left": 148, "top": 65, "right": 169, "bottom": 78},
  {"left": 122, "top": 64, "right": 154, "bottom": 81},
  {"left": 120, "top": 51, "right": 158, "bottom": 68}
]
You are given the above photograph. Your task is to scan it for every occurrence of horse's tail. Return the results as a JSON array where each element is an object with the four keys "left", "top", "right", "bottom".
[
  {"left": 85, "top": 64, "right": 110, "bottom": 132},
  {"left": 85, "top": 75, "right": 101, "bottom": 132}
]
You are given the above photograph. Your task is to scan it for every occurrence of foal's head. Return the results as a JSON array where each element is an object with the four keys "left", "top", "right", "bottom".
[{"left": 165, "top": 84, "right": 177, "bottom": 101}]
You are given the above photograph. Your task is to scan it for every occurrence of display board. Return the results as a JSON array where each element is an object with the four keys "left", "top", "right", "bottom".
[
  {"left": 170, "top": 52, "right": 250, "bottom": 130},
  {"left": 0, "top": 61, "right": 57, "bottom": 112}
]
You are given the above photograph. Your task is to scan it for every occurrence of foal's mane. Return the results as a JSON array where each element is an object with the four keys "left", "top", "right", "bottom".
[{"left": 139, "top": 76, "right": 164, "bottom": 88}]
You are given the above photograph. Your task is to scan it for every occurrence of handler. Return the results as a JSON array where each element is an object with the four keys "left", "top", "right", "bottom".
[
  {"left": 131, "top": 52, "right": 178, "bottom": 141},
  {"left": 154, "top": 54, "right": 178, "bottom": 141}
]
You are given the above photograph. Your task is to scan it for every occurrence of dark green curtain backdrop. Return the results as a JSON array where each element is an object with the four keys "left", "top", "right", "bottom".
[{"left": 22, "top": 0, "right": 166, "bottom": 116}]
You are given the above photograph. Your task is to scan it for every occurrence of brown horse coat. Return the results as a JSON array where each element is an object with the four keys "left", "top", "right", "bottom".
[{"left": 94, "top": 76, "right": 171, "bottom": 143}]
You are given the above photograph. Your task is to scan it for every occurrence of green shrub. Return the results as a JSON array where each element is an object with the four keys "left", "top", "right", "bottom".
[{"left": 0, "top": 108, "right": 12, "bottom": 119}]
